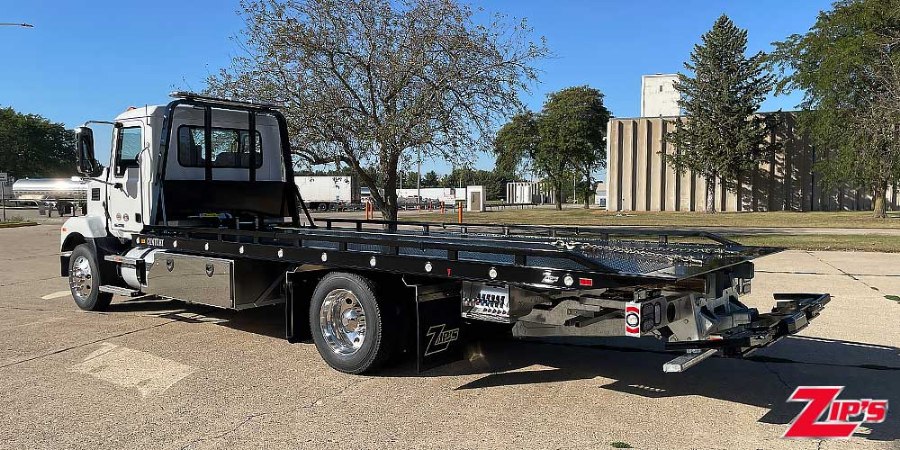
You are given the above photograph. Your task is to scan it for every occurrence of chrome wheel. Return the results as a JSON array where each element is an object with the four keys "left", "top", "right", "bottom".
[
  {"left": 319, "top": 288, "right": 366, "bottom": 355},
  {"left": 70, "top": 255, "right": 93, "bottom": 300}
]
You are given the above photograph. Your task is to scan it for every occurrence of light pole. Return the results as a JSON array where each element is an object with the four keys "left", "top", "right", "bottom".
[
  {"left": 573, "top": 172, "right": 577, "bottom": 205},
  {"left": 0, "top": 23, "right": 34, "bottom": 28},
  {"left": 416, "top": 146, "right": 421, "bottom": 208}
]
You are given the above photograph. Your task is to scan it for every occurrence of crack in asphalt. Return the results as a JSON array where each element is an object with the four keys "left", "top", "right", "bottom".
[
  {"left": 0, "top": 253, "right": 61, "bottom": 262},
  {"left": 757, "top": 270, "right": 900, "bottom": 278},
  {"left": 177, "top": 411, "right": 272, "bottom": 450},
  {"left": 177, "top": 376, "right": 374, "bottom": 450},
  {"left": 0, "top": 319, "right": 176, "bottom": 370},
  {"left": 0, "top": 302, "right": 224, "bottom": 371},
  {"left": 746, "top": 354, "right": 900, "bottom": 371},
  {"left": 0, "top": 304, "right": 57, "bottom": 312},
  {"left": 762, "top": 361, "right": 792, "bottom": 392},
  {"left": 548, "top": 341, "right": 900, "bottom": 372},
  {"left": 0, "top": 275, "right": 62, "bottom": 287},
  {"left": 805, "top": 251, "right": 883, "bottom": 292}
]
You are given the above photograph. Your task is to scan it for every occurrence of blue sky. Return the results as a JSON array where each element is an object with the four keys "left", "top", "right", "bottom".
[{"left": 0, "top": 0, "right": 832, "bottom": 172}]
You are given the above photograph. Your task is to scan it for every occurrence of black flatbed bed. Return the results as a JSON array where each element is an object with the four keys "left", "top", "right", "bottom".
[{"left": 136, "top": 218, "right": 775, "bottom": 289}]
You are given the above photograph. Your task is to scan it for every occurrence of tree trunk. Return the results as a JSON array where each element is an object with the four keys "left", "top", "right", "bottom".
[
  {"left": 582, "top": 170, "right": 592, "bottom": 209},
  {"left": 555, "top": 180, "right": 563, "bottom": 211},
  {"left": 379, "top": 153, "right": 400, "bottom": 227},
  {"left": 380, "top": 187, "right": 399, "bottom": 222},
  {"left": 873, "top": 181, "right": 888, "bottom": 219},
  {"left": 345, "top": 152, "right": 395, "bottom": 225},
  {"left": 581, "top": 185, "right": 591, "bottom": 209},
  {"left": 705, "top": 176, "right": 717, "bottom": 214},
  {"left": 581, "top": 177, "right": 590, "bottom": 209}
]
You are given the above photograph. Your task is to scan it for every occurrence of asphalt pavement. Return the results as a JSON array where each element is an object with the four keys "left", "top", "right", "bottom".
[{"left": 0, "top": 224, "right": 898, "bottom": 449}]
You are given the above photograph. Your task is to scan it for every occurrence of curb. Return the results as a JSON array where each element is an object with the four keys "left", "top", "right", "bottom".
[{"left": 0, "top": 222, "right": 39, "bottom": 229}]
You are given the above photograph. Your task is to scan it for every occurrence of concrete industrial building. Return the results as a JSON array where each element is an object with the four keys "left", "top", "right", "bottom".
[
  {"left": 605, "top": 113, "right": 899, "bottom": 212},
  {"left": 641, "top": 74, "right": 680, "bottom": 117}
]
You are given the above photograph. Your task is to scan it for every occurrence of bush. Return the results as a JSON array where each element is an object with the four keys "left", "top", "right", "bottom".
[{"left": 1, "top": 215, "right": 27, "bottom": 224}]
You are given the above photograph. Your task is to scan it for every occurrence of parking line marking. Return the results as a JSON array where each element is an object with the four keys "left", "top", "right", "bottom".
[
  {"left": 41, "top": 290, "right": 71, "bottom": 300},
  {"left": 69, "top": 343, "right": 196, "bottom": 397}
]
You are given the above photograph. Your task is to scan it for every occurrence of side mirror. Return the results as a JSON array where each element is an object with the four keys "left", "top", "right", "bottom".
[{"left": 75, "top": 127, "right": 102, "bottom": 177}]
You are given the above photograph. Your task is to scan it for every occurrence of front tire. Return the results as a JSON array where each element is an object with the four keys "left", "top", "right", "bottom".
[
  {"left": 309, "top": 272, "right": 395, "bottom": 374},
  {"left": 68, "top": 244, "right": 113, "bottom": 311}
]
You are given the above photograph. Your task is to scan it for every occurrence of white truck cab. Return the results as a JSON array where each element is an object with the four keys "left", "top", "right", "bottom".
[
  {"left": 64, "top": 98, "right": 291, "bottom": 242},
  {"left": 60, "top": 92, "right": 307, "bottom": 310}
]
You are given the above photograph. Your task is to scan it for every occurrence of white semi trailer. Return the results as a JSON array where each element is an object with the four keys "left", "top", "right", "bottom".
[{"left": 294, "top": 175, "right": 360, "bottom": 211}]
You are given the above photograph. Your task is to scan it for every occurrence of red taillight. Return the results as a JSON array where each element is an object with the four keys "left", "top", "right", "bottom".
[{"left": 579, "top": 278, "right": 593, "bottom": 287}]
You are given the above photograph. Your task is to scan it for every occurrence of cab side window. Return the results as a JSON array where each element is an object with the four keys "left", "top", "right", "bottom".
[{"left": 115, "top": 126, "right": 142, "bottom": 176}]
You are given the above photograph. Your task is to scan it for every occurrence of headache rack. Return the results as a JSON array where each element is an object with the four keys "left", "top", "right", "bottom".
[{"left": 137, "top": 218, "right": 777, "bottom": 288}]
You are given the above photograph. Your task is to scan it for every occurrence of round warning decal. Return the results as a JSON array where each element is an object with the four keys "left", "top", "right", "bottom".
[{"left": 626, "top": 313, "right": 640, "bottom": 327}]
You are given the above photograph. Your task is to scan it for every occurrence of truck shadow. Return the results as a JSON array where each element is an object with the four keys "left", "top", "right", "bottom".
[
  {"left": 110, "top": 299, "right": 899, "bottom": 442},
  {"left": 108, "top": 299, "right": 285, "bottom": 336},
  {"left": 429, "top": 335, "right": 900, "bottom": 442}
]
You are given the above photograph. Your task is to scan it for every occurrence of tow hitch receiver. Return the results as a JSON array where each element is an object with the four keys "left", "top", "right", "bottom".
[{"left": 665, "top": 293, "right": 830, "bottom": 363}]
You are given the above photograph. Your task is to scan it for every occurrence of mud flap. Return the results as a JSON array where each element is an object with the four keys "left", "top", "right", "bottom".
[
  {"left": 284, "top": 271, "right": 314, "bottom": 342},
  {"left": 409, "top": 281, "right": 465, "bottom": 372}
]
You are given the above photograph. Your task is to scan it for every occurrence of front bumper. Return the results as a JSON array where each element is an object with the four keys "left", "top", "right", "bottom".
[{"left": 665, "top": 293, "right": 830, "bottom": 357}]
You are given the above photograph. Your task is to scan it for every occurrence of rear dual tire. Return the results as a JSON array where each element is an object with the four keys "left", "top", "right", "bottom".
[{"left": 309, "top": 272, "right": 397, "bottom": 374}]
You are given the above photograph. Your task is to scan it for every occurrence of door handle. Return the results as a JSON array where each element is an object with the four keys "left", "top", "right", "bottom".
[{"left": 113, "top": 182, "right": 123, "bottom": 190}]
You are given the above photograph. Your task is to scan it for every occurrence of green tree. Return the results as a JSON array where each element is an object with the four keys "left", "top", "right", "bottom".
[
  {"left": 494, "top": 87, "right": 610, "bottom": 210},
  {"left": 438, "top": 172, "right": 453, "bottom": 188},
  {"left": 486, "top": 170, "right": 516, "bottom": 201},
  {"left": 401, "top": 170, "right": 420, "bottom": 189},
  {"left": 769, "top": 0, "right": 900, "bottom": 218},
  {"left": 494, "top": 112, "right": 540, "bottom": 176},
  {"left": 207, "top": 0, "right": 548, "bottom": 222},
  {"left": 537, "top": 86, "right": 609, "bottom": 209},
  {"left": 438, "top": 167, "right": 510, "bottom": 201},
  {"left": 0, "top": 107, "right": 75, "bottom": 179},
  {"left": 666, "top": 15, "right": 774, "bottom": 213},
  {"left": 421, "top": 170, "right": 440, "bottom": 187}
]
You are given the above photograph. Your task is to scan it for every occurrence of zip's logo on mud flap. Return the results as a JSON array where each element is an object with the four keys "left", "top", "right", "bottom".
[
  {"left": 784, "top": 386, "right": 888, "bottom": 439},
  {"left": 424, "top": 324, "right": 459, "bottom": 356}
]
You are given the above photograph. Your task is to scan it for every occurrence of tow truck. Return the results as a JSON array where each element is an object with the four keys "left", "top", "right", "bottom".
[{"left": 59, "top": 93, "right": 829, "bottom": 374}]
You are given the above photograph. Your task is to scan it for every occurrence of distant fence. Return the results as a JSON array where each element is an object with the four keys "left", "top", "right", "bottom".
[{"left": 605, "top": 113, "right": 898, "bottom": 212}]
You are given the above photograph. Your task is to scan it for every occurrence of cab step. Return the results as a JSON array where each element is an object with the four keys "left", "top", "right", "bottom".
[
  {"left": 103, "top": 255, "right": 142, "bottom": 266},
  {"left": 98, "top": 285, "right": 143, "bottom": 297}
]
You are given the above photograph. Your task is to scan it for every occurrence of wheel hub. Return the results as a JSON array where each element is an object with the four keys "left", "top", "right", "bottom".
[
  {"left": 341, "top": 308, "right": 361, "bottom": 331},
  {"left": 319, "top": 289, "right": 366, "bottom": 355},
  {"left": 69, "top": 255, "right": 92, "bottom": 300}
]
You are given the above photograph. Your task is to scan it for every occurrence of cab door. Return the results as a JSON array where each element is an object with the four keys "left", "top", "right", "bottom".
[{"left": 107, "top": 121, "right": 145, "bottom": 237}]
